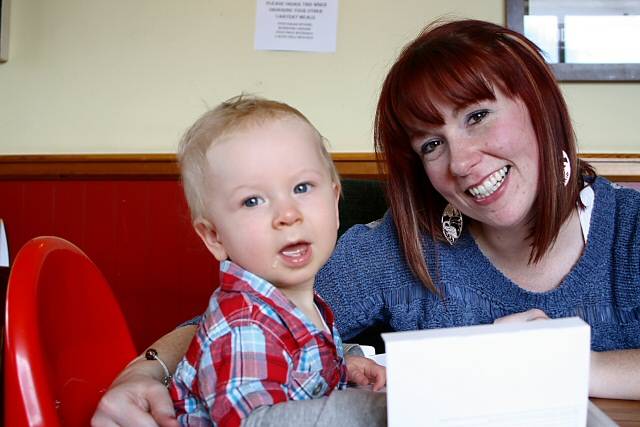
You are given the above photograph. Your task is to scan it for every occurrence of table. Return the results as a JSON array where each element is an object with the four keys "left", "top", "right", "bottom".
[{"left": 592, "top": 398, "right": 640, "bottom": 426}]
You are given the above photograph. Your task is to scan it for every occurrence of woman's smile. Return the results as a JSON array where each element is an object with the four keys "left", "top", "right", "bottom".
[{"left": 466, "top": 166, "right": 510, "bottom": 200}]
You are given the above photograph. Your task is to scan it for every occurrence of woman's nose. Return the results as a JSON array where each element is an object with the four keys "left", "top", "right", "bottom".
[{"left": 448, "top": 136, "right": 481, "bottom": 177}]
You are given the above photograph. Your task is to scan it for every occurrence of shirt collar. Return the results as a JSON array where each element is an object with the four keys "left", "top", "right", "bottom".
[{"left": 218, "top": 260, "right": 336, "bottom": 333}]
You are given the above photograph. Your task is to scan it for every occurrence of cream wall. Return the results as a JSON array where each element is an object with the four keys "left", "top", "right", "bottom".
[{"left": 0, "top": 0, "right": 638, "bottom": 154}]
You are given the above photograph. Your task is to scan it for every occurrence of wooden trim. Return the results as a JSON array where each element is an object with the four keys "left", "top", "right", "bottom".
[
  {"left": 0, "top": 153, "right": 382, "bottom": 180},
  {"left": 332, "top": 153, "right": 381, "bottom": 179},
  {"left": 0, "top": 153, "right": 638, "bottom": 181},
  {"left": 0, "top": 154, "right": 180, "bottom": 179},
  {"left": 579, "top": 154, "right": 640, "bottom": 181}
]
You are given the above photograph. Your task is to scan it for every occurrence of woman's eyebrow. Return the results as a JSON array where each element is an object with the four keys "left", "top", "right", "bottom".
[
  {"left": 411, "top": 126, "right": 439, "bottom": 140},
  {"left": 452, "top": 101, "right": 483, "bottom": 117}
]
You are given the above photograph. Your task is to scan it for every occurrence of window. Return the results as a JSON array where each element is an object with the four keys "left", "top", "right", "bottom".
[{"left": 506, "top": 0, "right": 640, "bottom": 81}]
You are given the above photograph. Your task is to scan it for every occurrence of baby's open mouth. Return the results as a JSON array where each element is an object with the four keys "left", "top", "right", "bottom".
[
  {"left": 281, "top": 243, "right": 309, "bottom": 258},
  {"left": 278, "top": 242, "right": 313, "bottom": 267}
]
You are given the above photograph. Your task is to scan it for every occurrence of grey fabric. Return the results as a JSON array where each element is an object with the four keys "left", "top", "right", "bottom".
[
  {"left": 343, "top": 343, "right": 365, "bottom": 357},
  {"left": 241, "top": 389, "right": 387, "bottom": 427}
]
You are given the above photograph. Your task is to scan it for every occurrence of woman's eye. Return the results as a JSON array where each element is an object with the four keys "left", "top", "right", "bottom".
[
  {"left": 468, "top": 110, "right": 489, "bottom": 125},
  {"left": 293, "top": 183, "right": 311, "bottom": 194},
  {"left": 420, "top": 139, "right": 443, "bottom": 155},
  {"left": 242, "top": 196, "right": 263, "bottom": 208}
]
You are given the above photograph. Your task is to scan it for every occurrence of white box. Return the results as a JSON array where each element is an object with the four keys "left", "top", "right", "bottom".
[{"left": 382, "top": 317, "right": 591, "bottom": 427}]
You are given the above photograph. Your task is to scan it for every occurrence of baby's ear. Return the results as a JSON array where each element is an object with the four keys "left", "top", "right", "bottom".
[
  {"left": 193, "top": 218, "right": 228, "bottom": 261},
  {"left": 333, "top": 181, "right": 341, "bottom": 230}
]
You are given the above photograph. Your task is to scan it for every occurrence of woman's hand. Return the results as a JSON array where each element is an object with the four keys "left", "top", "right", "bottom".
[
  {"left": 91, "top": 359, "right": 179, "bottom": 427},
  {"left": 493, "top": 308, "right": 549, "bottom": 324},
  {"left": 493, "top": 310, "right": 640, "bottom": 399},
  {"left": 345, "top": 355, "right": 386, "bottom": 391},
  {"left": 92, "top": 325, "right": 197, "bottom": 426}
]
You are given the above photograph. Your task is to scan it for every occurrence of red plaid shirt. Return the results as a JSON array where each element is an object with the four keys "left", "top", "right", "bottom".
[{"left": 170, "top": 260, "right": 347, "bottom": 426}]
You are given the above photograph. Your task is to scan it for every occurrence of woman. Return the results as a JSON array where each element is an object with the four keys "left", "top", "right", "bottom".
[{"left": 92, "top": 19, "right": 640, "bottom": 426}]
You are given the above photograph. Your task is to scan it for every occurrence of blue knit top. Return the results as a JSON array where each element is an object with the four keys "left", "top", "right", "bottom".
[{"left": 316, "top": 177, "right": 640, "bottom": 352}]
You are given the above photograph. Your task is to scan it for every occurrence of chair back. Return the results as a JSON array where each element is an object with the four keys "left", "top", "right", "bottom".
[{"left": 4, "top": 236, "right": 137, "bottom": 427}]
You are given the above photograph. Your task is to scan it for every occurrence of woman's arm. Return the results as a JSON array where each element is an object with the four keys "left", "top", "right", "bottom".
[
  {"left": 590, "top": 349, "right": 640, "bottom": 400},
  {"left": 91, "top": 325, "right": 197, "bottom": 427},
  {"left": 496, "top": 310, "right": 640, "bottom": 400}
]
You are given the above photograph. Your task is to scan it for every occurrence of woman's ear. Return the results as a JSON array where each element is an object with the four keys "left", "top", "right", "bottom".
[
  {"left": 193, "top": 218, "right": 228, "bottom": 261},
  {"left": 332, "top": 181, "right": 341, "bottom": 231}
]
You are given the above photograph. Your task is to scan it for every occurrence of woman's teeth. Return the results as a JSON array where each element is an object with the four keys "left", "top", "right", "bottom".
[{"left": 468, "top": 166, "right": 509, "bottom": 199}]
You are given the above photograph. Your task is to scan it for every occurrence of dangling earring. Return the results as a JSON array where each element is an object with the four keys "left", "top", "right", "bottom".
[
  {"left": 562, "top": 150, "right": 571, "bottom": 187},
  {"left": 441, "top": 204, "right": 463, "bottom": 245}
]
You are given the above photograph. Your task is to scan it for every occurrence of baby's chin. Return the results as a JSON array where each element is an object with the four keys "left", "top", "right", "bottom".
[{"left": 266, "top": 270, "right": 319, "bottom": 292}]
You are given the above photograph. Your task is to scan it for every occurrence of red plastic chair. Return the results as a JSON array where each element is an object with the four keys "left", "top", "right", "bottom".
[{"left": 3, "top": 236, "right": 137, "bottom": 427}]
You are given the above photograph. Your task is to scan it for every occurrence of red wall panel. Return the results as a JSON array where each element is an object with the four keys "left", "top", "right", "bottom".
[
  {"left": 2, "top": 176, "right": 638, "bottom": 351},
  {"left": 0, "top": 180, "right": 217, "bottom": 351}
]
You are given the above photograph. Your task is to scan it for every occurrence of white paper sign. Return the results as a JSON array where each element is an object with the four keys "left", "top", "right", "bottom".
[
  {"left": 0, "top": 219, "right": 8, "bottom": 267},
  {"left": 383, "top": 317, "right": 591, "bottom": 427},
  {"left": 254, "top": 0, "right": 338, "bottom": 52}
]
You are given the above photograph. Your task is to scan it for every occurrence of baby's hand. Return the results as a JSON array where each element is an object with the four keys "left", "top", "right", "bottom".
[{"left": 345, "top": 355, "right": 386, "bottom": 391}]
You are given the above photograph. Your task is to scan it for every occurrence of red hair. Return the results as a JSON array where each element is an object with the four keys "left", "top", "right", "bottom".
[{"left": 374, "top": 19, "right": 594, "bottom": 292}]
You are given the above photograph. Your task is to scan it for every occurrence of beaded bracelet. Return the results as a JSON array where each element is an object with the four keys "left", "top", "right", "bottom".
[{"left": 145, "top": 348, "right": 173, "bottom": 386}]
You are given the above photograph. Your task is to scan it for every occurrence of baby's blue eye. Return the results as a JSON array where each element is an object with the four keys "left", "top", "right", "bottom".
[
  {"left": 243, "top": 196, "right": 262, "bottom": 207},
  {"left": 294, "top": 183, "right": 311, "bottom": 194}
]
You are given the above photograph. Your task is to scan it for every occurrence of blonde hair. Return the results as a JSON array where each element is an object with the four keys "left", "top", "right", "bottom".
[{"left": 178, "top": 94, "right": 340, "bottom": 220}]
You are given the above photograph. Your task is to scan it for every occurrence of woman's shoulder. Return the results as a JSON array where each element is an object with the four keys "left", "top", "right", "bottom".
[
  {"left": 591, "top": 176, "right": 639, "bottom": 223},
  {"left": 339, "top": 210, "right": 397, "bottom": 241},
  {"left": 587, "top": 177, "right": 640, "bottom": 259},
  {"left": 330, "top": 210, "right": 411, "bottom": 263},
  {"left": 592, "top": 176, "right": 640, "bottom": 202},
  {"left": 319, "top": 210, "right": 417, "bottom": 284}
]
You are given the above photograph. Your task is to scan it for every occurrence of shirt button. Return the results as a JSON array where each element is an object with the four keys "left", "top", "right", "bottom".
[{"left": 312, "top": 383, "right": 323, "bottom": 396}]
